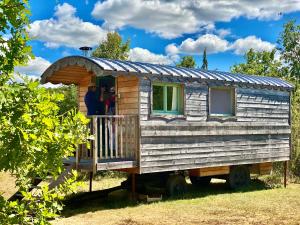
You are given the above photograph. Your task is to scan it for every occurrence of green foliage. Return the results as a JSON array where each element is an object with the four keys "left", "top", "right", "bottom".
[
  {"left": 92, "top": 31, "right": 130, "bottom": 60},
  {"left": 0, "top": 0, "right": 32, "bottom": 83},
  {"left": 0, "top": 1, "right": 89, "bottom": 223},
  {"left": 0, "top": 77, "right": 90, "bottom": 224},
  {"left": 0, "top": 171, "right": 82, "bottom": 225},
  {"left": 231, "top": 48, "right": 282, "bottom": 78},
  {"left": 278, "top": 20, "right": 300, "bottom": 82},
  {"left": 176, "top": 55, "right": 196, "bottom": 68},
  {"left": 201, "top": 48, "right": 208, "bottom": 70},
  {"left": 231, "top": 21, "right": 300, "bottom": 177},
  {"left": 0, "top": 78, "right": 89, "bottom": 181},
  {"left": 278, "top": 20, "right": 300, "bottom": 176},
  {"left": 48, "top": 85, "right": 78, "bottom": 115}
]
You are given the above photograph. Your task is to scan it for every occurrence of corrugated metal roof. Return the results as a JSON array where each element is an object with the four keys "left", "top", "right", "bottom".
[
  {"left": 88, "top": 57, "right": 293, "bottom": 89},
  {"left": 41, "top": 56, "right": 294, "bottom": 90}
]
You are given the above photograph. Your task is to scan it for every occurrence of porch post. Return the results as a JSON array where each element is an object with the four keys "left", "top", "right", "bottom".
[
  {"left": 131, "top": 173, "right": 136, "bottom": 200},
  {"left": 89, "top": 172, "right": 93, "bottom": 192},
  {"left": 284, "top": 161, "right": 288, "bottom": 188}
]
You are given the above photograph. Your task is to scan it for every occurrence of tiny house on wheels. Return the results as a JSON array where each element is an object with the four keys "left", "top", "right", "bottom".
[{"left": 41, "top": 56, "right": 293, "bottom": 194}]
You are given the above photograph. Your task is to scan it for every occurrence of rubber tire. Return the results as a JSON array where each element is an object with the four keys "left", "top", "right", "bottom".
[
  {"left": 227, "top": 166, "right": 250, "bottom": 189},
  {"left": 166, "top": 175, "right": 187, "bottom": 197},
  {"left": 189, "top": 176, "right": 211, "bottom": 186}
]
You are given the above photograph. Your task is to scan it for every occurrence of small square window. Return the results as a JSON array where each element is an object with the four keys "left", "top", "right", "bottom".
[
  {"left": 152, "top": 83, "right": 183, "bottom": 115},
  {"left": 209, "top": 87, "right": 235, "bottom": 116}
]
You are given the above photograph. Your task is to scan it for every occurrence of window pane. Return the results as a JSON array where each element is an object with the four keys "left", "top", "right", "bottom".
[
  {"left": 153, "top": 85, "right": 164, "bottom": 111},
  {"left": 167, "top": 86, "right": 178, "bottom": 111},
  {"left": 210, "top": 88, "right": 233, "bottom": 115}
]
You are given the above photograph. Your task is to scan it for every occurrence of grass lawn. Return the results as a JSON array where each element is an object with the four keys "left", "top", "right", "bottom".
[
  {"left": 52, "top": 177, "right": 300, "bottom": 225},
  {"left": 1, "top": 172, "right": 299, "bottom": 225}
]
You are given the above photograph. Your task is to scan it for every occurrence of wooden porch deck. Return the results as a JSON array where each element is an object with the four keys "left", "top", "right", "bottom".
[
  {"left": 64, "top": 157, "right": 137, "bottom": 171},
  {"left": 74, "top": 115, "right": 140, "bottom": 173}
]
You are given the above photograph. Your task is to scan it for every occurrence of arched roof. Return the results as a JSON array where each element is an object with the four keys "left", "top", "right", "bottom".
[{"left": 41, "top": 56, "right": 293, "bottom": 90}]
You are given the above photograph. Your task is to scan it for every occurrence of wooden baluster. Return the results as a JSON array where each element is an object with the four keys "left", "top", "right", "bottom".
[
  {"left": 120, "top": 117, "right": 123, "bottom": 158},
  {"left": 92, "top": 117, "right": 97, "bottom": 174},
  {"left": 135, "top": 116, "right": 139, "bottom": 161},
  {"left": 99, "top": 117, "right": 102, "bottom": 160},
  {"left": 132, "top": 117, "right": 135, "bottom": 158},
  {"left": 110, "top": 117, "right": 113, "bottom": 158},
  {"left": 125, "top": 116, "right": 128, "bottom": 158},
  {"left": 115, "top": 117, "right": 118, "bottom": 158},
  {"left": 129, "top": 117, "right": 132, "bottom": 158},
  {"left": 105, "top": 117, "right": 108, "bottom": 159}
]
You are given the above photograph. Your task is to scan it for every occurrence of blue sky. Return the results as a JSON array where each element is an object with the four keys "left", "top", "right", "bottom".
[{"left": 17, "top": 0, "right": 300, "bottom": 77}]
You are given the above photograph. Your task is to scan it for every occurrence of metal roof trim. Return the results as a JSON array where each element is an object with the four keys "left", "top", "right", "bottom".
[{"left": 40, "top": 56, "right": 294, "bottom": 90}]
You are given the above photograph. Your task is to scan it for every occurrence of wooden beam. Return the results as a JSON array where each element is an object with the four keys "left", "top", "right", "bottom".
[
  {"left": 284, "top": 161, "right": 288, "bottom": 188},
  {"left": 189, "top": 166, "right": 230, "bottom": 177}
]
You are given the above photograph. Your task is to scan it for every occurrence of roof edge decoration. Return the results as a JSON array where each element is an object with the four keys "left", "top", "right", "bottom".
[{"left": 41, "top": 56, "right": 294, "bottom": 90}]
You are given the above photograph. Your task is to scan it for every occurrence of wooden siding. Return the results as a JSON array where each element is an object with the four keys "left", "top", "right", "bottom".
[
  {"left": 139, "top": 78, "right": 291, "bottom": 174},
  {"left": 117, "top": 76, "right": 139, "bottom": 115},
  {"left": 78, "top": 85, "right": 88, "bottom": 114},
  {"left": 47, "top": 65, "right": 92, "bottom": 85}
]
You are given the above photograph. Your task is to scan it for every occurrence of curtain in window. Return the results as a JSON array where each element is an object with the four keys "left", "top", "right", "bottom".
[
  {"left": 210, "top": 88, "right": 233, "bottom": 115},
  {"left": 171, "top": 86, "right": 177, "bottom": 111}
]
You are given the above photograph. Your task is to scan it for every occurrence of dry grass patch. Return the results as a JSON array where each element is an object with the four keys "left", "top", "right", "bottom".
[
  {"left": 0, "top": 172, "right": 17, "bottom": 199},
  {"left": 52, "top": 178, "right": 300, "bottom": 225}
]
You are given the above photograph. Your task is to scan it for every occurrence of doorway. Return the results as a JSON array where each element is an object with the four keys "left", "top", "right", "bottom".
[{"left": 96, "top": 75, "right": 116, "bottom": 115}]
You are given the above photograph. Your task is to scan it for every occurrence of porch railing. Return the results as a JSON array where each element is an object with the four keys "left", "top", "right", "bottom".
[{"left": 76, "top": 115, "right": 140, "bottom": 172}]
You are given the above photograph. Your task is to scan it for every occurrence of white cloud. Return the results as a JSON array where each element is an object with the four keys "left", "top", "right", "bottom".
[
  {"left": 29, "top": 3, "right": 107, "bottom": 48},
  {"left": 129, "top": 47, "right": 173, "bottom": 65},
  {"left": 91, "top": 0, "right": 300, "bottom": 39},
  {"left": 230, "top": 36, "right": 275, "bottom": 55},
  {"left": 166, "top": 34, "right": 275, "bottom": 57},
  {"left": 91, "top": 0, "right": 202, "bottom": 39},
  {"left": 216, "top": 28, "right": 231, "bottom": 38},
  {"left": 14, "top": 57, "right": 51, "bottom": 77},
  {"left": 166, "top": 34, "right": 229, "bottom": 55}
]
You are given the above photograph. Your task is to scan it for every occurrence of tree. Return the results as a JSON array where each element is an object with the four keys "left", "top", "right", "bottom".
[
  {"left": 231, "top": 48, "right": 283, "bottom": 77},
  {"left": 278, "top": 20, "right": 300, "bottom": 82},
  {"left": 278, "top": 20, "right": 300, "bottom": 175},
  {"left": 92, "top": 31, "right": 130, "bottom": 60},
  {"left": 49, "top": 85, "right": 78, "bottom": 115},
  {"left": 201, "top": 48, "right": 208, "bottom": 70},
  {"left": 231, "top": 26, "right": 300, "bottom": 176},
  {"left": 176, "top": 55, "right": 196, "bottom": 68},
  {"left": 0, "top": 0, "right": 32, "bottom": 83},
  {"left": 0, "top": 1, "right": 89, "bottom": 224}
]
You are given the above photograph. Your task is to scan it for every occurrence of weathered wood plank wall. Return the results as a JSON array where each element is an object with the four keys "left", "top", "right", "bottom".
[
  {"left": 117, "top": 75, "right": 139, "bottom": 115},
  {"left": 78, "top": 85, "right": 88, "bottom": 114},
  {"left": 139, "top": 79, "right": 291, "bottom": 173}
]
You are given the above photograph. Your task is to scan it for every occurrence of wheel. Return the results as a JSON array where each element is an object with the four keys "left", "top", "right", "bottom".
[
  {"left": 189, "top": 176, "right": 211, "bottom": 186},
  {"left": 227, "top": 166, "right": 250, "bottom": 189},
  {"left": 166, "top": 175, "right": 187, "bottom": 197}
]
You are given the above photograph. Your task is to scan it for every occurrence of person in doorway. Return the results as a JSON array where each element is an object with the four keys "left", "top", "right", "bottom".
[
  {"left": 96, "top": 85, "right": 106, "bottom": 115},
  {"left": 105, "top": 86, "right": 116, "bottom": 154},
  {"left": 105, "top": 86, "right": 116, "bottom": 115},
  {"left": 84, "top": 82, "right": 98, "bottom": 116}
]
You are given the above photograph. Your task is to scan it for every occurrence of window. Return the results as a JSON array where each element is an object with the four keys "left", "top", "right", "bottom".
[
  {"left": 152, "top": 83, "right": 184, "bottom": 115},
  {"left": 209, "top": 87, "right": 235, "bottom": 116}
]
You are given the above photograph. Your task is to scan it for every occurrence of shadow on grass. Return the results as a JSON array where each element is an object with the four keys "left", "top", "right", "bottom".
[{"left": 61, "top": 178, "right": 274, "bottom": 218}]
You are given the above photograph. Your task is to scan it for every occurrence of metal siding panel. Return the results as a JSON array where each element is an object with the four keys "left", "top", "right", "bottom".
[
  {"left": 131, "top": 61, "right": 153, "bottom": 74},
  {"left": 143, "top": 63, "right": 165, "bottom": 75},
  {"left": 101, "top": 58, "right": 127, "bottom": 71},
  {"left": 210, "top": 71, "right": 233, "bottom": 82},
  {"left": 116, "top": 60, "right": 141, "bottom": 73},
  {"left": 90, "top": 58, "right": 116, "bottom": 70},
  {"left": 87, "top": 57, "right": 293, "bottom": 89}
]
